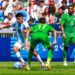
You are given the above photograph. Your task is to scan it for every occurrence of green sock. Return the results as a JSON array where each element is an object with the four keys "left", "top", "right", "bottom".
[
  {"left": 47, "top": 50, "right": 53, "bottom": 63},
  {"left": 28, "top": 51, "right": 33, "bottom": 65},
  {"left": 63, "top": 49, "right": 67, "bottom": 61}
]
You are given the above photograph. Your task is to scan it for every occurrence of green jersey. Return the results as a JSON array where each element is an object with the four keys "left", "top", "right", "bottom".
[
  {"left": 60, "top": 13, "right": 75, "bottom": 33},
  {"left": 30, "top": 24, "right": 54, "bottom": 35},
  {"left": 30, "top": 24, "right": 54, "bottom": 48}
]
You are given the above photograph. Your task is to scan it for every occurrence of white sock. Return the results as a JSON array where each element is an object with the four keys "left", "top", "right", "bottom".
[
  {"left": 16, "top": 52, "right": 25, "bottom": 63},
  {"left": 36, "top": 55, "right": 44, "bottom": 66}
]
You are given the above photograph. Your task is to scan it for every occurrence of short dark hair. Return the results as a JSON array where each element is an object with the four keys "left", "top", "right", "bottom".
[
  {"left": 39, "top": 18, "right": 46, "bottom": 24},
  {"left": 62, "top": 0, "right": 67, "bottom": 4},
  {"left": 68, "top": 5, "right": 74, "bottom": 8},
  {"left": 16, "top": 13, "right": 23, "bottom": 18}
]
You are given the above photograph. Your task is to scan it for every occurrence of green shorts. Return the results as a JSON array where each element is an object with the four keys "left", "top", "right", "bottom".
[
  {"left": 30, "top": 32, "right": 51, "bottom": 48},
  {"left": 63, "top": 33, "right": 75, "bottom": 47}
]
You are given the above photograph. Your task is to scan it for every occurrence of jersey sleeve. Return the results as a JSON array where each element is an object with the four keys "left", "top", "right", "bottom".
[
  {"left": 47, "top": 25, "right": 54, "bottom": 32},
  {"left": 60, "top": 14, "right": 66, "bottom": 24},
  {"left": 24, "top": 22, "right": 29, "bottom": 28},
  {"left": 30, "top": 25, "right": 35, "bottom": 32}
]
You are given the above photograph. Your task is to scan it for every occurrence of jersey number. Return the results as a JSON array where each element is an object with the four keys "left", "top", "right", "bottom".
[{"left": 39, "top": 25, "right": 46, "bottom": 30}]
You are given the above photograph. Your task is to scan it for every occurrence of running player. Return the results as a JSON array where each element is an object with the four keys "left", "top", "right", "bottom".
[
  {"left": 25, "top": 17, "right": 57, "bottom": 70},
  {"left": 60, "top": 5, "right": 75, "bottom": 66},
  {"left": 0, "top": 13, "right": 45, "bottom": 68}
]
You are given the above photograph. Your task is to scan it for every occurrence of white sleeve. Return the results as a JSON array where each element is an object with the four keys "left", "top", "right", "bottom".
[
  {"left": 24, "top": 22, "right": 29, "bottom": 28},
  {"left": 4, "top": 19, "right": 8, "bottom": 23}
]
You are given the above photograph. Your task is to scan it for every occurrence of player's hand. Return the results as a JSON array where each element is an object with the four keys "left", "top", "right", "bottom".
[
  {"left": 25, "top": 41, "right": 30, "bottom": 47},
  {"left": 53, "top": 41, "right": 57, "bottom": 45},
  {"left": 23, "top": 30, "right": 27, "bottom": 33},
  {"left": 63, "top": 34, "right": 66, "bottom": 39}
]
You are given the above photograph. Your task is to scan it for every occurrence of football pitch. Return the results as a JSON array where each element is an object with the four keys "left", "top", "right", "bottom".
[{"left": 0, "top": 62, "right": 75, "bottom": 75}]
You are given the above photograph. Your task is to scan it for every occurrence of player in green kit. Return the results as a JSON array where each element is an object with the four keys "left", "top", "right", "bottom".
[
  {"left": 60, "top": 5, "right": 75, "bottom": 66},
  {"left": 25, "top": 18, "right": 57, "bottom": 70}
]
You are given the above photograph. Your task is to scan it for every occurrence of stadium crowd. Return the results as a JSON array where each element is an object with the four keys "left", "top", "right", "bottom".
[{"left": 0, "top": 0, "right": 75, "bottom": 31}]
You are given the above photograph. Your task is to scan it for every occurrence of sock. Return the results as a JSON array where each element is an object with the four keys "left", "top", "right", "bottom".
[
  {"left": 47, "top": 50, "right": 53, "bottom": 65},
  {"left": 36, "top": 55, "right": 44, "bottom": 66},
  {"left": 16, "top": 52, "right": 25, "bottom": 63},
  {"left": 63, "top": 49, "right": 67, "bottom": 62},
  {"left": 28, "top": 51, "right": 33, "bottom": 65}
]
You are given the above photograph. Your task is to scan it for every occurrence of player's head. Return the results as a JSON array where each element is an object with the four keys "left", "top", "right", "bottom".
[
  {"left": 62, "top": 0, "right": 67, "bottom": 7},
  {"left": 58, "top": 7, "right": 63, "bottom": 14},
  {"left": 8, "top": 13, "right": 12, "bottom": 20},
  {"left": 68, "top": 5, "right": 74, "bottom": 15},
  {"left": 39, "top": 18, "right": 46, "bottom": 24},
  {"left": 16, "top": 13, "right": 23, "bottom": 24},
  {"left": 40, "top": 0, "right": 44, "bottom": 7}
]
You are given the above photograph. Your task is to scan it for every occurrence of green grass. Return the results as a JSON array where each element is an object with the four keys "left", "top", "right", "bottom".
[{"left": 0, "top": 62, "right": 75, "bottom": 75}]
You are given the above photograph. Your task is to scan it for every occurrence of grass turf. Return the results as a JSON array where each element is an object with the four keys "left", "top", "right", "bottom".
[{"left": 0, "top": 62, "right": 75, "bottom": 75}]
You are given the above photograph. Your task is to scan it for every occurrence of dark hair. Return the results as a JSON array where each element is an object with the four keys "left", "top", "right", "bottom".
[
  {"left": 16, "top": 13, "right": 23, "bottom": 18},
  {"left": 59, "top": 7, "right": 63, "bottom": 10},
  {"left": 68, "top": 5, "right": 74, "bottom": 8},
  {"left": 62, "top": 0, "right": 67, "bottom": 4},
  {"left": 72, "top": 2, "right": 75, "bottom": 7},
  {"left": 39, "top": 18, "right": 46, "bottom": 24},
  {"left": 44, "top": 7, "right": 50, "bottom": 15}
]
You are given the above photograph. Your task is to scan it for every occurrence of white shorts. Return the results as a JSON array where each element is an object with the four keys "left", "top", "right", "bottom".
[{"left": 14, "top": 42, "right": 30, "bottom": 51}]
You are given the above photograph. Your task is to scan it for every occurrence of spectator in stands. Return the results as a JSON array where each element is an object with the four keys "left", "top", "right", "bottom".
[
  {"left": 48, "top": 13, "right": 56, "bottom": 24},
  {"left": 55, "top": 7, "right": 63, "bottom": 24},
  {"left": 57, "top": 0, "right": 69, "bottom": 8},
  {"left": 26, "top": 0, "right": 37, "bottom": 24},
  {"left": 42, "top": 7, "right": 50, "bottom": 24},
  {"left": 48, "top": 0, "right": 57, "bottom": 24},
  {"left": 2, "top": 0, "right": 15, "bottom": 19},
  {"left": 49, "top": 0, "right": 58, "bottom": 13},
  {"left": 60, "top": 0, "right": 68, "bottom": 12},
  {"left": 3, "top": 12, "right": 16, "bottom": 31},
  {"left": 14, "top": 0, "right": 24, "bottom": 11},
  {"left": 37, "top": 0, "right": 47, "bottom": 18},
  {"left": 64, "top": 0, "right": 75, "bottom": 14},
  {"left": 4, "top": 12, "right": 16, "bottom": 24}
]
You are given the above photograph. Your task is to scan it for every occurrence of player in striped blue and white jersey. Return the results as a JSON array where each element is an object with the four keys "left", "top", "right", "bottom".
[{"left": 0, "top": 13, "right": 46, "bottom": 69}]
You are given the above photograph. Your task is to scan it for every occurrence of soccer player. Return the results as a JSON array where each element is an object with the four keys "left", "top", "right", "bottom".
[
  {"left": 60, "top": 5, "right": 75, "bottom": 66},
  {"left": 25, "top": 18, "right": 57, "bottom": 70},
  {"left": 0, "top": 13, "right": 45, "bottom": 68}
]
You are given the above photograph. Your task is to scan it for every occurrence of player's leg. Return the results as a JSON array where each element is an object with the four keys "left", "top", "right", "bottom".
[
  {"left": 33, "top": 51, "right": 46, "bottom": 69},
  {"left": 27, "top": 46, "right": 46, "bottom": 70},
  {"left": 42, "top": 37, "right": 52, "bottom": 70},
  {"left": 27, "top": 46, "right": 34, "bottom": 68},
  {"left": 13, "top": 42, "right": 26, "bottom": 66},
  {"left": 63, "top": 46, "right": 68, "bottom": 66},
  {"left": 46, "top": 45, "right": 53, "bottom": 66},
  {"left": 63, "top": 37, "right": 70, "bottom": 66}
]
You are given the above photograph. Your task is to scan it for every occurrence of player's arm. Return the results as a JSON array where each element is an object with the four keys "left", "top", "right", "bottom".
[
  {"left": 60, "top": 14, "right": 66, "bottom": 39},
  {"left": 0, "top": 24, "right": 10, "bottom": 30},
  {"left": 25, "top": 27, "right": 32, "bottom": 47},
  {"left": 53, "top": 29, "right": 57, "bottom": 45},
  {"left": 48, "top": 25, "right": 57, "bottom": 44},
  {"left": 60, "top": 24, "right": 66, "bottom": 39}
]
